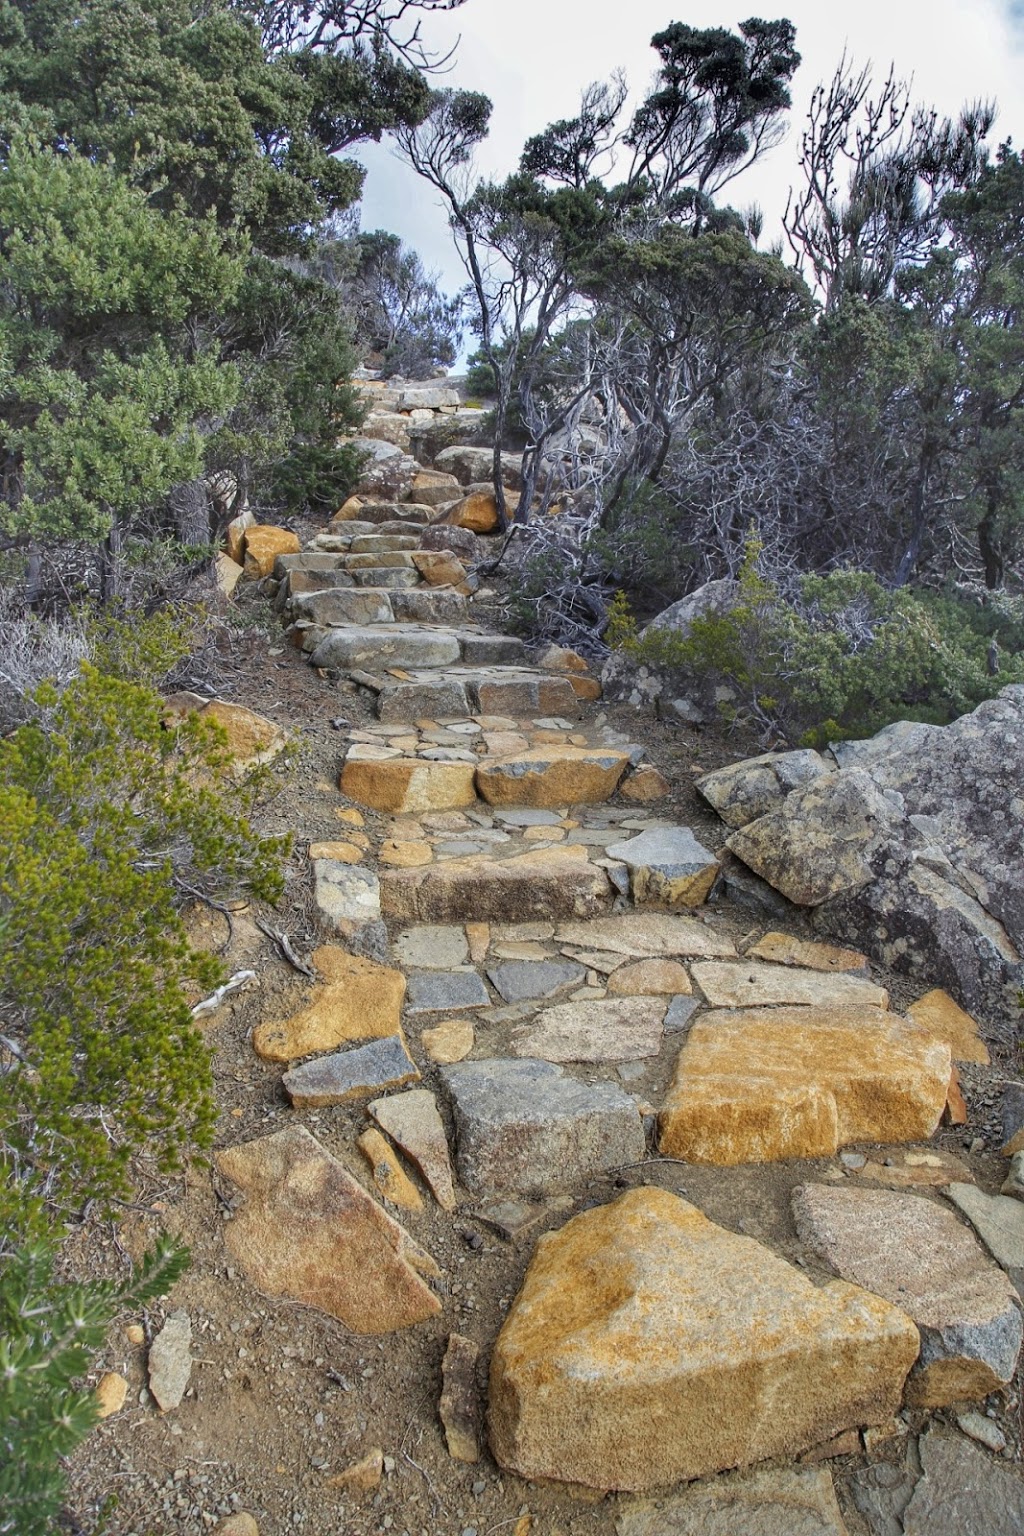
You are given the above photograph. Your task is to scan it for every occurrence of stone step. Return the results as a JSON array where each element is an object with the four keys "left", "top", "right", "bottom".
[
  {"left": 358, "top": 665, "right": 584, "bottom": 721},
  {"left": 310, "top": 625, "right": 465, "bottom": 670},
  {"left": 350, "top": 566, "right": 422, "bottom": 590},
  {"left": 381, "top": 844, "right": 614, "bottom": 923},
  {"left": 350, "top": 534, "right": 423, "bottom": 553},
  {"left": 274, "top": 568, "right": 355, "bottom": 610},
  {"left": 391, "top": 590, "right": 468, "bottom": 624},
  {"left": 342, "top": 551, "right": 418, "bottom": 569},
  {"left": 291, "top": 589, "right": 395, "bottom": 627},
  {"left": 332, "top": 501, "right": 434, "bottom": 526}
]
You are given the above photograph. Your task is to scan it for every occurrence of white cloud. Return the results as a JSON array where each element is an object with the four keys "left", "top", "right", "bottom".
[{"left": 352, "top": 1, "right": 1024, "bottom": 303}]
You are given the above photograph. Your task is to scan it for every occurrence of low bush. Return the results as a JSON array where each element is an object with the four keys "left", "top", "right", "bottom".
[
  {"left": 0, "top": 665, "right": 287, "bottom": 1215},
  {"left": 0, "top": 1236, "right": 189, "bottom": 1536},
  {"left": 609, "top": 546, "right": 1024, "bottom": 744}
]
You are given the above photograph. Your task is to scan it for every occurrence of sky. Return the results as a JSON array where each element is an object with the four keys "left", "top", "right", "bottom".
[{"left": 353, "top": 0, "right": 1024, "bottom": 308}]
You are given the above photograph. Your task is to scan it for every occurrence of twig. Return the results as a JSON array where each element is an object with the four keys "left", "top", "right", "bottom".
[
  {"left": 175, "top": 880, "right": 235, "bottom": 950},
  {"left": 255, "top": 919, "right": 316, "bottom": 980},
  {"left": 191, "top": 971, "right": 257, "bottom": 1018},
  {"left": 612, "top": 1159, "right": 690, "bottom": 1171},
  {"left": 402, "top": 1451, "right": 445, "bottom": 1516}
]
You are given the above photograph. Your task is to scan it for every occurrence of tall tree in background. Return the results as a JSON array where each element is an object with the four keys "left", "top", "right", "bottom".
[
  {"left": 399, "top": 19, "right": 803, "bottom": 528},
  {"left": 0, "top": 0, "right": 445, "bottom": 580}
]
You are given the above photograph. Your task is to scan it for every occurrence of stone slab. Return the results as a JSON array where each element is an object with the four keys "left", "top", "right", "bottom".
[
  {"left": 369, "top": 1089, "right": 457, "bottom": 1211},
  {"left": 394, "top": 925, "right": 470, "bottom": 970},
  {"left": 486, "top": 959, "right": 586, "bottom": 1003},
  {"left": 216, "top": 1126, "right": 439, "bottom": 1332},
  {"left": 440, "top": 1058, "right": 644, "bottom": 1196},
  {"left": 907, "top": 988, "right": 990, "bottom": 1064},
  {"left": 282, "top": 1035, "right": 419, "bottom": 1106},
  {"left": 902, "top": 1428, "right": 1024, "bottom": 1535},
  {"left": 691, "top": 960, "right": 888, "bottom": 1011},
  {"left": 253, "top": 948, "right": 406, "bottom": 1062},
  {"left": 606, "top": 827, "right": 721, "bottom": 908},
  {"left": 615, "top": 1465, "right": 850, "bottom": 1536},
  {"left": 745, "top": 932, "right": 869, "bottom": 974},
  {"left": 311, "top": 626, "right": 462, "bottom": 671},
  {"left": 512, "top": 996, "right": 667, "bottom": 1064},
  {"left": 792, "top": 1183, "right": 1021, "bottom": 1406},
  {"left": 340, "top": 757, "right": 478, "bottom": 814},
  {"left": 659, "top": 1007, "right": 951, "bottom": 1165},
  {"left": 405, "top": 969, "right": 491, "bottom": 1013},
  {"left": 553, "top": 914, "right": 736, "bottom": 959},
  {"left": 946, "top": 1183, "right": 1024, "bottom": 1273},
  {"left": 476, "top": 747, "right": 630, "bottom": 809},
  {"left": 313, "top": 860, "right": 381, "bottom": 933}
]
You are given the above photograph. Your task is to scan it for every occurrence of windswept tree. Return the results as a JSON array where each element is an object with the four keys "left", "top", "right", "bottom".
[{"left": 398, "top": 18, "right": 803, "bottom": 528}]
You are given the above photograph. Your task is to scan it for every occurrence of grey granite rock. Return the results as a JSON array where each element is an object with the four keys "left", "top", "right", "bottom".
[
  {"left": 486, "top": 960, "right": 585, "bottom": 1003},
  {"left": 405, "top": 969, "right": 491, "bottom": 1013},
  {"left": 282, "top": 1036, "right": 418, "bottom": 1106},
  {"left": 439, "top": 1058, "right": 644, "bottom": 1195},
  {"left": 903, "top": 1428, "right": 1024, "bottom": 1535}
]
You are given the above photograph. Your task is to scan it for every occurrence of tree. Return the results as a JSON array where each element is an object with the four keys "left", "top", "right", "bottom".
[
  {"left": 0, "top": 141, "right": 243, "bottom": 586},
  {"left": 399, "top": 19, "right": 802, "bottom": 529},
  {"left": 329, "top": 228, "right": 463, "bottom": 375}
]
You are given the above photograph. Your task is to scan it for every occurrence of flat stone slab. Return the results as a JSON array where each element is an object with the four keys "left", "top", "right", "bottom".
[
  {"left": 554, "top": 914, "right": 736, "bottom": 959},
  {"left": 148, "top": 1311, "right": 192, "bottom": 1412},
  {"left": 792, "top": 1183, "right": 1021, "bottom": 1406},
  {"left": 253, "top": 948, "right": 406, "bottom": 1062},
  {"left": 405, "top": 969, "right": 491, "bottom": 1013},
  {"left": 659, "top": 1007, "right": 950, "bottom": 1165},
  {"left": 290, "top": 588, "right": 394, "bottom": 626},
  {"left": 691, "top": 960, "right": 888, "bottom": 1011},
  {"left": 606, "top": 826, "right": 720, "bottom": 908},
  {"left": 381, "top": 846, "right": 613, "bottom": 924},
  {"left": 486, "top": 959, "right": 585, "bottom": 1003},
  {"left": 902, "top": 1428, "right": 1024, "bottom": 1535},
  {"left": 745, "top": 932, "right": 869, "bottom": 974},
  {"left": 907, "top": 988, "right": 990, "bottom": 1064},
  {"left": 216, "top": 1126, "right": 440, "bottom": 1333},
  {"left": 369, "top": 1088, "right": 456, "bottom": 1211},
  {"left": 488, "top": 1187, "right": 917, "bottom": 1491},
  {"left": 311, "top": 625, "right": 463, "bottom": 671},
  {"left": 946, "top": 1183, "right": 1024, "bottom": 1274},
  {"left": 282, "top": 1035, "right": 419, "bottom": 1106},
  {"left": 512, "top": 997, "right": 667, "bottom": 1063},
  {"left": 394, "top": 925, "right": 470, "bottom": 970},
  {"left": 440, "top": 1058, "right": 644, "bottom": 1196},
  {"left": 313, "top": 860, "right": 381, "bottom": 933},
  {"left": 476, "top": 747, "right": 629, "bottom": 809},
  {"left": 616, "top": 1464, "right": 849, "bottom": 1536}
]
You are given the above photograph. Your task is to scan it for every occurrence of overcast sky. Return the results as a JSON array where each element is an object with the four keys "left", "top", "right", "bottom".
[{"left": 354, "top": 1, "right": 1024, "bottom": 306}]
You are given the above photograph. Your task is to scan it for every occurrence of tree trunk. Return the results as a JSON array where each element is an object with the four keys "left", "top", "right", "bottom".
[
  {"left": 978, "top": 496, "right": 1005, "bottom": 590},
  {"left": 98, "top": 522, "right": 123, "bottom": 605},
  {"left": 168, "top": 478, "right": 212, "bottom": 547}
]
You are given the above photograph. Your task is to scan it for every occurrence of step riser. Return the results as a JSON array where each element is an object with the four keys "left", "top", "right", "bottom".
[{"left": 310, "top": 628, "right": 464, "bottom": 670}]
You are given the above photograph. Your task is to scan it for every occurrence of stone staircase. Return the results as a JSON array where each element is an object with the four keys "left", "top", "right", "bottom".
[{"left": 205, "top": 494, "right": 1024, "bottom": 1533}]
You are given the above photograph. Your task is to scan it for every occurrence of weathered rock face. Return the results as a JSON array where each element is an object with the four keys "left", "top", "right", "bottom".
[
  {"left": 659, "top": 1007, "right": 950, "bottom": 1165},
  {"left": 697, "top": 750, "right": 831, "bottom": 829},
  {"left": 433, "top": 445, "right": 522, "bottom": 488},
  {"left": 340, "top": 757, "right": 478, "bottom": 814},
  {"left": 216, "top": 1126, "right": 440, "bottom": 1333},
  {"left": 511, "top": 996, "right": 667, "bottom": 1064},
  {"left": 642, "top": 577, "right": 739, "bottom": 638},
  {"left": 725, "top": 769, "right": 900, "bottom": 906},
  {"left": 792, "top": 1184, "right": 1022, "bottom": 1407},
  {"left": 615, "top": 1465, "right": 850, "bottom": 1536},
  {"left": 488, "top": 1187, "right": 918, "bottom": 1491},
  {"left": 708, "top": 688, "right": 1024, "bottom": 1018}
]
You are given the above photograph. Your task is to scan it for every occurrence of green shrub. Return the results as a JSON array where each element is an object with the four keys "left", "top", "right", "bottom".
[
  {"left": 271, "top": 441, "right": 367, "bottom": 515},
  {"left": 0, "top": 1237, "right": 189, "bottom": 1536},
  {"left": 610, "top": 546, "right": 1024, "bottom": 743},
  {"left": 0, "top": 665, "right": 287, "bottom": 1214}
]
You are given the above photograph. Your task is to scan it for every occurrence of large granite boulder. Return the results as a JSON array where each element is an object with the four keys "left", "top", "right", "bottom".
[{"left": 698, "top": 686, "right": 1024, "bottom": 1021}]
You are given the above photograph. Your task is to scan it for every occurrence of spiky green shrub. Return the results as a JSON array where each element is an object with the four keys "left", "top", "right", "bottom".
[
  {"left": 0, "top": 664, "right": 287, "bottom": 1213},
  {"left": 0, "top": 1237, "right": 189, "bottom": 1536}
]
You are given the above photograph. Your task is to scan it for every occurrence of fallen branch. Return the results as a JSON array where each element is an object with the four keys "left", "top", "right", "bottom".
[
  {"left": 254, "top": 918, "right": 317, "bottom": 980},
  {"left": 191, "top": 970, "right": 256, "bottom": 1018}
]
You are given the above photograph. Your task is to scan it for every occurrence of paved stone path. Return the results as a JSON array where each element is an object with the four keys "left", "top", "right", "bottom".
[{"left": 213, "top": 482, "right": 1024, "bottom": 1529}]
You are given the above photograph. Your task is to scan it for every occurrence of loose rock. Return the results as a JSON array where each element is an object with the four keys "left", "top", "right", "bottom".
[
  {"left": 369, "top": 1089, "right": 457, "bottom": 1211},
  {"left": 216, "top": 1126, "right": 440, "bottom": 1332},
  {"left": 489, "top": 1187, "right": 917, "bottom": 1490},
  {"left": 440, "top": 1334, "right": 483, "bottom": 1464},
  {"left": 148, "top": 1311, "right": 192, "bottom": 1412}
]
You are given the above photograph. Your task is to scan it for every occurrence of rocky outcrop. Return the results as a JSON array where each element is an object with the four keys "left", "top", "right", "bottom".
[{"left": 697, "top": 687, "right": 1024, "bottom": 1020}]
